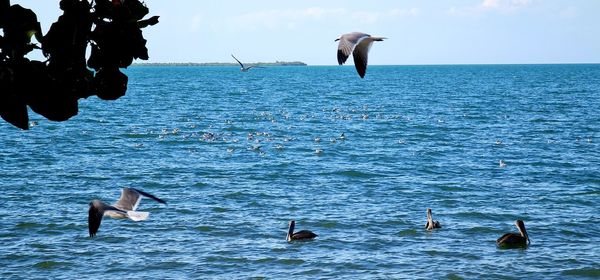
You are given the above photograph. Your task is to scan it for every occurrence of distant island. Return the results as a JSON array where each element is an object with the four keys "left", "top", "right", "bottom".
[{"left": 133, "top": 61, "right": 307, "bottom": 67}]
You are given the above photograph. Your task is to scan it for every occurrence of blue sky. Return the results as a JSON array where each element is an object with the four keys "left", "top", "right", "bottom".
[{"left": 12, "top": 0, "right": 600, "bottom": 65}]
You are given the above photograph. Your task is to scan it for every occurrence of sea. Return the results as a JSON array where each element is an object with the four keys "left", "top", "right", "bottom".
[{"left": 1, "top": 64, "right": 599, "bottom": 279}]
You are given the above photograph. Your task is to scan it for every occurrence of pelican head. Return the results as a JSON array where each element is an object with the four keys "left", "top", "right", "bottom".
[
  {"left": 515, "top": 220, "right": 530, "bottom": 244},
  {"left": 425, "top": 208, "right": 441, "bottom": 230},
  {"left": 286, "top": 220, "right": 296, "bottom": 242}
]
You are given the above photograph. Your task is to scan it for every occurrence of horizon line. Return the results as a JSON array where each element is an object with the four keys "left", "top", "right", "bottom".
[{"left": 135, "top": 62, "right": 600, "bottom": 66}]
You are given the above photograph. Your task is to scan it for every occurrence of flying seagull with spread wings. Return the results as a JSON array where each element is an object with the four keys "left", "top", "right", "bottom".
[
  {"left": 88, "top": 187, "right": 166, "bottom": 237},
  {"left": 335, "top": 32, "right": 386, "bottom": 78},
  {"left": 231, "top": 54, "right": 255, "bottom": 72}
]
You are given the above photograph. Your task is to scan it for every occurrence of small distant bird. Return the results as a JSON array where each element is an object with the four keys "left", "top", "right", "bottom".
[
  {"left": 286, "top": 220, "right": 317, "bottom": 242},
  {"left": 425, "top": 208, "right": 441, "bottom": 230},
  {"left": 231, "top": 54, "right": 254, "bottom": 72},
  {"left": 497, "top": 220, "right": 530, "bottom": 248},
  {"left": 335, "top": 32, "right": 386, "bottom": 78},
  {"left": 499, "top": 160, "right": 507, "bottom": 168},
  {"left": 88, "top": 187, "right": 166, "bottom": 237}
]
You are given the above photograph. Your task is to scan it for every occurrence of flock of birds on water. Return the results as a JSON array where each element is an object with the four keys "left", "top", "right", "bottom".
[
  {"left": 89, "top": 187, "right": 530, "bottom": 248},
  {"left": 88, "top": 31, "right": 531, "bottom": 249}
]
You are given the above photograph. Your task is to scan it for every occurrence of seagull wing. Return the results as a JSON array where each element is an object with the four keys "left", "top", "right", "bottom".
[
  {"left": 231, "top": 54, "right": 245, "bottom": 68},
  {"left": 113, "top": 188, "right": 142, "bottom": 211},
  {"left": 132, "top": 188, "right": 167, "bottom": 205},
  {"left": 352, "top": 37, "right": 374, "bottom": 78},
  {"left": 114, "top": 187, "right": 165, "bottom": 211},
  {"left": 88, "top": 203, "right": 104, "bottom": 237},
  {"left": 337, "top": 32, "right": 370, "bottom": 65},
  {"left": 88, "top": 201, "right": 128, "bottom": 237}
]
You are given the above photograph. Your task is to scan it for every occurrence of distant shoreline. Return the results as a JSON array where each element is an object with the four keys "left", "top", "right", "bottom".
[{"left": 133, "top": 61, "right": 307, "bottom": 67}]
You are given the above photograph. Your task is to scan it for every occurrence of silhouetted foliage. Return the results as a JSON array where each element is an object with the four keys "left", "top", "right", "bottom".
[{"left": 0, "top": 0, "right": 158, "bottom": 129}]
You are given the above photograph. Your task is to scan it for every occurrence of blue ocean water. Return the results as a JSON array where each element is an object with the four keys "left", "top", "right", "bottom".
[{"left": 1, "top": 64, "right": 600, "bottom": 279}]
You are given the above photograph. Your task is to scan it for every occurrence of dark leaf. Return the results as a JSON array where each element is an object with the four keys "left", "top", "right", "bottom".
[
  {"left": 0, "top": 65, "right": 29, "bottom": 129},
  {"left": 28, "top": 92, "right": 79, "bottom": 121},
  {"left": 0, "top": 101, "right": 29, "bottom": 130},
  {"left": 2, "top": 5, "right": 42, "bottom": 58},
  {"left": 95, "top": 68, "right": 128, "bottom": 100},
  {"left": 87, "top": 44, "right": 102, "bottom": 70},
  {"left": 125, "top": 0, "right": 149, "bottom": 20},
  {"left": 138, "top": 15, "right": 159, "bottom": 28},
  {"left": 0, "top": 0, "right": 10, "bottom": 27}
]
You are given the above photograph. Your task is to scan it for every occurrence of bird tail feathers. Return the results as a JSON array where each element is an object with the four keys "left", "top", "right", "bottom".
[{"left": 127, "top": 211, "right": 149, "bottom": 221}]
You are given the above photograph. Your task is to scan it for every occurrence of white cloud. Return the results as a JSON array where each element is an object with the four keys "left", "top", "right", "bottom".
[
  {"left": 223, "top": 7, "right": 418, "bottom": 30},
  {"left": 448, "top": 0, "right": 534, "bottom": 16},
  {"left": 390, "top": 8, "right": 420, "bottom": 17},
  {"left": 347, "top": 8, "right": 419, "bottom": 24},
  {"left": 559, "top": 6, "right": 577, "bottom": 19},
  {"left": 480, "top": 0, "right": 533, "bottom": 11}
]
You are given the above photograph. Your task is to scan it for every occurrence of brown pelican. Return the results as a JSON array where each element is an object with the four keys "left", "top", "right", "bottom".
[
  {"left": 497, "top": 220, "right": 530, "bottom": 247},
  {"left": 231, "top": 54, "right": 254, "bottom": 72},
  {"left": 425, "top": 208, "right": 441, "bottom": 230},
  {"left": 335, "top": 32, "right": 386, "bottom": 78},
  {"left": 286, "top": 220, "right": 317, "bottom": 242},
  {"left": 88, "top": 187, "right": 166, "bottom": 237}
]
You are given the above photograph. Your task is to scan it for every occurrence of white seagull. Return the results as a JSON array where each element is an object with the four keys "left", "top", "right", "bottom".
[
  {"left": 231, "top": 54, "right": 254, "bottom": 72},
  {"left": 88, "top": 187, "right": 166, "bottom": 237},
  {"left": 335, "top": 32, "right": 386, "bottom": 78}
]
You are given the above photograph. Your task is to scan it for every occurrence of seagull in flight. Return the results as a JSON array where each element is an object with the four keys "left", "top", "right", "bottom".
[
  {"left": 335, "top": 32, "right": 386, "bottom": 78},
  {"left": 88, "top": 187, "right": 166, "bottom": 237},
  {"left": 231, "top": 54, "right": 254, "bottom": 72}
]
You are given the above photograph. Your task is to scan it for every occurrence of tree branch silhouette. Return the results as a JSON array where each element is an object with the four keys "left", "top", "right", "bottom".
[{"left": 0, "top": 0, "right": 158, "bottom": 129}]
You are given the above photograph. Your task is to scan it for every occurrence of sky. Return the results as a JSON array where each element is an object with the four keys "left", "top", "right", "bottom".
[{"left": 10, "top": 0, "right": 600, "bottom": 65}]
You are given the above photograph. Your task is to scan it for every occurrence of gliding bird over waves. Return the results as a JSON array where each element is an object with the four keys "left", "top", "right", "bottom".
[
  {"left": 497, "top": 220, "right": 530, "bottom": 248},
  {"left": 231, "top": 54, "right": 254, "bottom": 72},
  {"left": 88, "top": 187, "right": 166, "bottom": 237},
  {"left": 335, "top": 32, "right": 386, "bottom": 78}
]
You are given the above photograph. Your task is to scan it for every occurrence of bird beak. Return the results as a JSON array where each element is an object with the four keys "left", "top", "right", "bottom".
[{"left": 334, "top": 38, "right": 340, "bottom": 42}]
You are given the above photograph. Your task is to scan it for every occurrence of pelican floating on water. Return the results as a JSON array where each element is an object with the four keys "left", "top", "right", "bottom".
[
  {"left": 231, "top": 54, "right": 254, "bottom": 72},
  {"left": 335, "top": 32, "right": 386, "bottom": 78},
  {"left": 497, "top": 220, "right": 530, "bottom": 248},
  {"left": 286, "top": 220, "right": 317, "bottom": 242},
  {"left": 88, "top": 187, "right": 166, "bottom": 237},
  {"left": 425, "top": 208, "right": 441, "bottom": 230}
]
